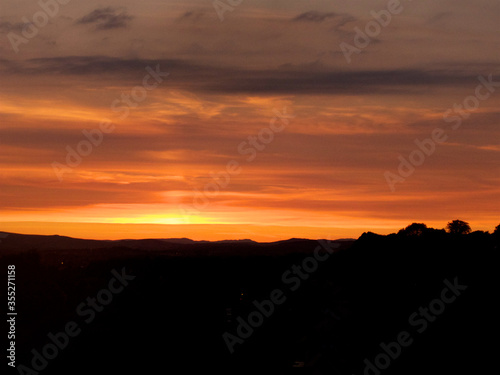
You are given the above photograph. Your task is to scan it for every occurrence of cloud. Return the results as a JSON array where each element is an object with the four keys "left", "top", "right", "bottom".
[
  {"left": 200, "top": 67, "right": 484, "bottom": 96},
  {"left": 0, "top": 21, "right": 31, "bottom": 33},
  {"left": 0, "top": 56, "right": 184, "bottom": 76},
  {"left": 1, "top": 56, "right": 492, "bottom": 96},
  {"left": 177, "top": 10, "right": 207, "bottom": 22},
  {"left": 293, "top": 11, "right": 339, "bottom": 23},
  {"left": 77, "top": 7, "right": 133, "bottom": 30},
  {"left": 292, "top": 11, "right": 356, "bottom": 29}
]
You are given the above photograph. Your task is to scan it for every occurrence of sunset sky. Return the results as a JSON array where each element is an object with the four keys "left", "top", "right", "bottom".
[{"left": 1, "top": 0, "right": 499, "bottom": 241}]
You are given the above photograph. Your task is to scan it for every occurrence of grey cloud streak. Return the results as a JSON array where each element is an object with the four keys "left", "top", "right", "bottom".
[
  {"left": 77, "top": 7, "right": 133, "bottom": 30},
  {"left": 1, "top": 56, "right": 496, "bottom": 96}
]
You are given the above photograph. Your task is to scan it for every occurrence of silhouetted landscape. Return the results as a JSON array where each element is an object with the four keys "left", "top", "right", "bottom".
[{"left": 1, "top": 222, "right": 497, "bottom": 375}]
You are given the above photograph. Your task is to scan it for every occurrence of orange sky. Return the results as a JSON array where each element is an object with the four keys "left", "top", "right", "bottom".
[{"left": 0, "top": 0, "right": 499, "bottom": 240}]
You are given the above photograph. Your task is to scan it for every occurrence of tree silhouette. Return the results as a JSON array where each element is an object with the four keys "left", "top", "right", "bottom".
[
  {"left": 494, "top": 224, "right": 500, "bottom": 244},
  {"left": 446, "top": 220, "right": 471, "bottom": 235},
  {"left": 398, "top": 223, "right": 428, "bottom": 236}
]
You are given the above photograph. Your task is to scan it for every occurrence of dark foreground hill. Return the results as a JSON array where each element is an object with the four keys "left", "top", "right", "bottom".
[{"left": 0, "top": 231, "right": 496, "bottom": 375}]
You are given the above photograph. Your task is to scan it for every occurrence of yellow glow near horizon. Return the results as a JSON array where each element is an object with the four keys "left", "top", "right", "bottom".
[{"left": 105, "top": 214, "right": 214, "bottom": 225}]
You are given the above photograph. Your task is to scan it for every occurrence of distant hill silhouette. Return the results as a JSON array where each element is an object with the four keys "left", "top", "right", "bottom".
[
  {"left": 0, "top": 231, "right": 354, "bottom": 268},
  {"left": 0, "top": 231, "right": 353, "bottom": 252}
]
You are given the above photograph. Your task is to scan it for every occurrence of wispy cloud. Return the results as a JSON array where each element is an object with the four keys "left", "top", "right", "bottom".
[
  {"left": 293, "top": 11, "right": 339, "bottom": 23},
  {"left": 177, "top": 10, "right": 207, "bottom": 22},
  {"left": 77, "top": 7, "right": 133, "bottom": 30},
  {"left": 292, "top": 10, "right": 356, "bottom": 29},
  {"left": 1, "top": 56, "right": 490, "bottom": 96},
  {"left": 0, "top": 21, "right": 31, "bottom": 33}
]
